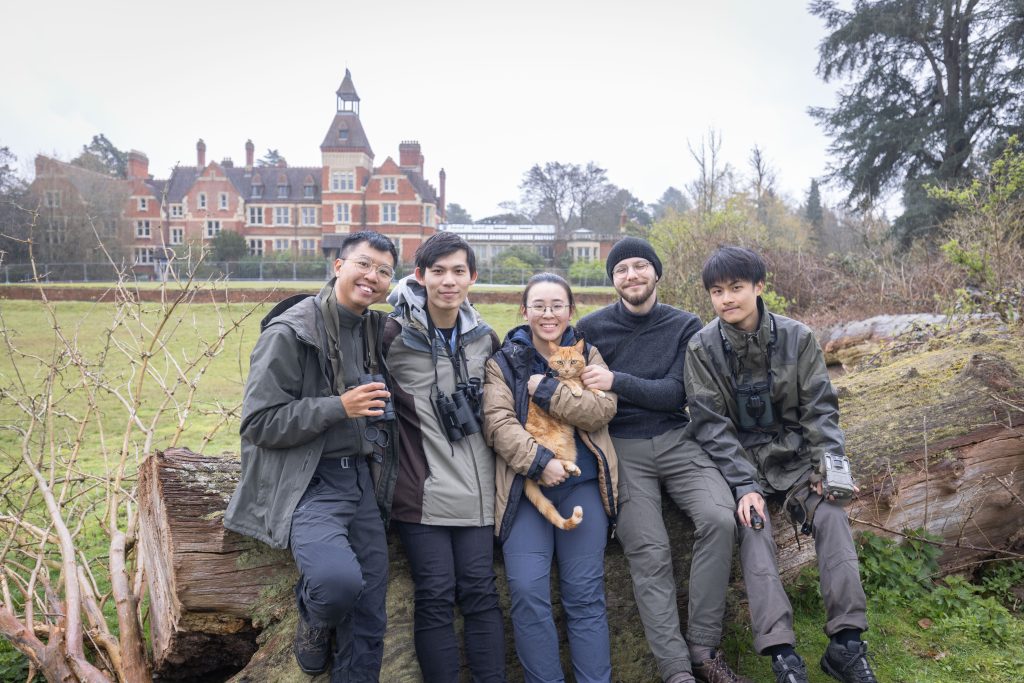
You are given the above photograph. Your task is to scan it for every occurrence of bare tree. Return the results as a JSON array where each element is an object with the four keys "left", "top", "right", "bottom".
[
  {"left": 0, "top": 221, "right": 264, "bottom": 681},
  {"left": 687, "top": 129, "right": 733, "bottom": 216},
  {"left": 748, "top": 145, "right": 777, "bottom": 224}
]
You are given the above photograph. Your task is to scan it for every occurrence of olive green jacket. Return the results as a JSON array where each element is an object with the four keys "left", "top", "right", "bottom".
[{"left": 684, "top": 298, "right": 844, "bottom": 500}]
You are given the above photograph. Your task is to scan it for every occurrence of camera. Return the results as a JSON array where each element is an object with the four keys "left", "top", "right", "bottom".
[
  {"left": 820, "top": 452, "right": 855, "bottom": 502},
  {"left": 735, "top": 380, "right": 775, "bottom": 431},
  {"left": 358, "top": 373, "right": 395, "bottom": 424},
  {"left": 436, "top": 380, "right": 482, "bottom": 442}
]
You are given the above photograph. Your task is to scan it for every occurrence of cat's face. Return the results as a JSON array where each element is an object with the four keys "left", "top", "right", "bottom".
[{"left": 548, "top": 339, "right": 587, "bottom": 378}]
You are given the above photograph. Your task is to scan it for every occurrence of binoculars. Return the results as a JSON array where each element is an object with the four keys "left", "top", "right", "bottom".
[
  {"left": 436, "top": 378, "right": 482, "bottom": 442},
  {"left": 735, "top": 380, "right": 775, "bottom": 431},
  {"left": 358, "top": 373, "right": 395, "bottom": 424}
]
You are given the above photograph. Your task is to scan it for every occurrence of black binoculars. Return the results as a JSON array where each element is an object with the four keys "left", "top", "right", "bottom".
[
  {"left": 358, "top": 373, "right": 395, "bottom": 424},
  {"left": 436, "top": 378, "right": 482, "bottom": 442},
  {"left": 735, "top": 380, "right": 775, "bottom": 431}
]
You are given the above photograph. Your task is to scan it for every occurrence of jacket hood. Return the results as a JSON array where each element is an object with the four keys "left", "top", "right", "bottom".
[{"left": 387, "top": 274, "right": 483, "bottom": 334}]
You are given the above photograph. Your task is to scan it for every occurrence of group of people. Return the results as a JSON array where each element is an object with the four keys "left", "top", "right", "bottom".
[{"left": 224, "top": 230, "right": 879, "bottom": 683}]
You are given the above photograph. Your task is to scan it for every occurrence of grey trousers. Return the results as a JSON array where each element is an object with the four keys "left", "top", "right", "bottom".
[
  {"left": 738, "top": 491, "right": 868, "bottom": 654},
  {"left": 612, "top": 428, "right": 736, "bottom": 682}
]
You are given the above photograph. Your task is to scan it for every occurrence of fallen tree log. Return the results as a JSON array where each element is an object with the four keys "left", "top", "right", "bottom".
[{"left": 137, "top": 321, "right": 1024, "bottom": 681}]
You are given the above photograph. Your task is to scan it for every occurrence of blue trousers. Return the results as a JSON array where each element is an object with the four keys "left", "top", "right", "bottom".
[
  {"left": 502, "top": 480, "right": 611, "bottom": 683},
  {"left": 290, "top": 457, "right": 388, "bottom": 683},
  {"left": 395, "top": 522, "right": 507, "bottom": 683}
]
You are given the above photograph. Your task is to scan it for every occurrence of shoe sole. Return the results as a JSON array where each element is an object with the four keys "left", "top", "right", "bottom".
[
  {"left": 293, "top": 643, "right": 330, "bottom": 676},
  {"left": 820, "top": 656, "right": 842, "bottom": 682}
]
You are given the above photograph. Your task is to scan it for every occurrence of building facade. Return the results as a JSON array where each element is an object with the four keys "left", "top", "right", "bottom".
[{"left": 27, "top": 70, "right": 443, "bottom": 274}]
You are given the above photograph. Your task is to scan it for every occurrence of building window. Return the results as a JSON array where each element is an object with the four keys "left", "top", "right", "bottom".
[
  {"left": 43, "top": 190, "right": 61, "bottom": 208},
  {"left": 248, "top": 239, "right": 264, "bottom": 257},
  {"left": 135, "top": 220, "right": 151, "bottom": 238},
  {"left": 170, "top": 227, "right": 183, "bottom": 245},
  {"left": 301, "top": 207, "right": 317, "bottom": 225},
  {"left": 205, "top": 220, "right": 221, "bottom": 238},
  {"left": 134, "top": 247, "right": 154, "bottom": 265},
  {"left": 277, "top": 184, "right": 288, "bottom": 198},
  {"left": 300, "top": 239, "right": 317, "bottom": 255},
  {"left": 274, "top": 207, "right": 290, "bottom": 225},
  {"left": 138, "top": 197, "right": 149, "bottom": 211},
  {"left": 382, "top": 177, "right": 397, "bottom": 193},
  {"left": 338, "top": 128, "right": 349, "bottom": 141},
  {"left": 381, "top": 203, "right": 397, "bottom": 224},
  {"left": 103, "top": 219, "right": 117, "bottom": 236},
  {"left": 198, "top": 193, "right": 207, "bottom": 210},
  {"left": 219, "top": 192, "right": 228, "bottom": 210},
  {"left": 336, "top": 203, "right": 350, "bottom": 224},
  {"left": 248, "top": 206, "right": 264, "bottom": 225},
  {"left": 251, "top": 184, "right": 263, "bottom": 199},
  {"left": 304, "top": 184, "right": 315, "bottom": 199},
  {"left": 424, "top": 205, "right": 433, "bottom": 226},
  {"left": 331, "top": 171, "right": 355, "bottom": 191},
  {"left": 169, "top": 204, "right": 183, "bottom": 218},
  {"left": 274, "top": 238, "right": 291, "bottom": 252}
]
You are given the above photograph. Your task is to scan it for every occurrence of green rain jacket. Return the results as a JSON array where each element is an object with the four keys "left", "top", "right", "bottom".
[{"left": 684, "top": 298, "right": 845, "bottom": 501}]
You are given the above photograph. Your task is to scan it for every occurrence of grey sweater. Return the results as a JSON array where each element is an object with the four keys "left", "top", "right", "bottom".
[{"left": 577, "top": 299, "right": 702, "bottom": 438}]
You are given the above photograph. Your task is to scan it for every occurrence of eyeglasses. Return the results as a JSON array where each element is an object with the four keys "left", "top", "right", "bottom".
[
  {"left": 527, "top": 304, "right": 569, "bottom": 315},
  {"left": 343, "top": 257, "right": 395, "bottom": 280},
  {"left": 612, "top": 260, "right": 652, "bottom": 279}
]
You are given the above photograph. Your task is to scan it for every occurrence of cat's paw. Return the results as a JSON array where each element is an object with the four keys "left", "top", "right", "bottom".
[
  {"left": 563, "top": 461, "right": 581, "bottom": 476},
  {"left": 570, "top": 387, "right": 584, "bottom": 397},
  {"left": 590, "top": 388, "right": 606, "bottom": 398}
]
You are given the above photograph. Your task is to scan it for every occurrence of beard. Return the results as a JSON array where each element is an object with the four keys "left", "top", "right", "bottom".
[{"left": 618, "top": 280, "right": 656, "bottom": 307}]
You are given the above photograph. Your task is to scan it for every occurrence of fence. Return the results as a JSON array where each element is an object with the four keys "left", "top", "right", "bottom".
[{"left": 2, "top": 262, "right": 613, "bottom": 287}]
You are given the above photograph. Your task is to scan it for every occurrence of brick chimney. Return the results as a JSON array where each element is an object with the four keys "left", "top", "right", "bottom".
[
  {"left": 197, "top": 139, "right": 206, "bottom": 168},
  {"left": 619, "top": 207, "right": 628, "bottom": 232},
  {"left": 438, "top": 168, "right": 446, "bottom": 222},
  {"left": 245, "top": 139, "right": 254, "bottom": 170},
  {"left": 127, "top": 150, "right": 150, "bottom": 180},
  {"left": 399, "top": 141, "right": 423, "bottom": 174}
]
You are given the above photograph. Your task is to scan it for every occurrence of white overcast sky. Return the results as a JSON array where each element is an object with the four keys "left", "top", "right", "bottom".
[{"left": 1, "top": 0, "right": 845, "bottom": 220}]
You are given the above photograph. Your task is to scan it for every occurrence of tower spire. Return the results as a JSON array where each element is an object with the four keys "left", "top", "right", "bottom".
[{"left": 336, "top": 68, "right": 360, "bottom": 115}]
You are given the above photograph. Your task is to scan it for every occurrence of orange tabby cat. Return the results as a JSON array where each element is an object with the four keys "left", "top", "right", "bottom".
[{"left": 524, "top": 338, "right": 606, "bottom": 530}]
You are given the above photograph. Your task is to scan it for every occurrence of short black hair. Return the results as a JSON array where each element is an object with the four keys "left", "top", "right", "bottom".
[
  {"left": 520, "top": 272, "right": 575, "bottom": 312},
  {"left": 701, "top": 246, "right": 766, "bottom": 290},
  {"left": 414, "top": 231, "right": 477, "bottom": 275},
  {"left": 338, "top": 230, "right": 398, "bottom": 265}
]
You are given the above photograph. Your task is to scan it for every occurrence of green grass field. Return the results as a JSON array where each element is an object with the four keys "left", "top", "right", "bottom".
[{"left": 1, "top": 296, "right": 1021, "bottom": 682}]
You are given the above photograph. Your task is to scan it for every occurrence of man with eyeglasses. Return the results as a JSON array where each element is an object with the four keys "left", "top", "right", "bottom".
[
  {"left": 226, "top": 230, "right": 399, "bottom": 682},
  {"left": 576, "top": 237, "right": 750, "bottom": 683}
]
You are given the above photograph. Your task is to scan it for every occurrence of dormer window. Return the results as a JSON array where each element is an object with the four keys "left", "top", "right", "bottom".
[
  {"left": 277, "top": 185, "right": 288, "bottom": 198},
  {"left": 382, "top": 177, "right": 397, "bottom": 193},
  {"left": 303, "top": 175, "right": 316, "bottom": 199},
  {"left": 251, "top": 184, "right": 263, "bottom": 199},
  {"left": 338, "top": 128, "right": 349, "bottom": 142}
]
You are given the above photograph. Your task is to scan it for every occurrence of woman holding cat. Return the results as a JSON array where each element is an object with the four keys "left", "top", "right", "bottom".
[{"left": 483, "top": 272, "right": 619, "bottom": 683}]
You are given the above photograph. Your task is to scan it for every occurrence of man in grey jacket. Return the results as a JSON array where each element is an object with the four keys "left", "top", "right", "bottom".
[
  {"left": 224, "top": 231, "right": 399, "bottom": 683},
  {"left": 684, "top": 246, "right": 876, "bottom": 683}
]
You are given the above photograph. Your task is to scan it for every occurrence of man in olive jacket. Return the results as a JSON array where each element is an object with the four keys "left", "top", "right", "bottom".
[
  {"left": 224, "top": 231, "right": 399, "bottom": 683},
  {"left": 684, "top": 246, "right": 876, "bottom": 683}
]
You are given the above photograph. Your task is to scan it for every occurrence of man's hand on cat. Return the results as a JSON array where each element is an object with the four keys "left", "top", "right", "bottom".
[
  {"left": 528, "top": 374, "right": 545, "bottom": 396},
  {"left": 580, "top": 365, "right": 613, "bottom": 391},
  {"left": 540, "top": 458, "right": 570, "bottom": 486}
]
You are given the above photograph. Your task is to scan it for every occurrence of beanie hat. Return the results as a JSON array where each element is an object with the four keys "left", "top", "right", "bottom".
[{"left": 606, "top": 237, "right": 663, "bottom": 280}]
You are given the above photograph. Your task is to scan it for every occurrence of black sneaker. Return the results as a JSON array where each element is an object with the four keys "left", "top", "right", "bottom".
[
  {"left": 293, "top": 613, "right": 331, "bottom": 675},
  {"left": 771, "top": 653, "right": 809, "bottom": 683},
  {"left": 821, "top": 640, "right": 878, "bottom": 683}
]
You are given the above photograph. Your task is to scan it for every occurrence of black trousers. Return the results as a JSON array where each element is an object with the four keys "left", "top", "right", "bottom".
[
  {"left": 290, "top": 456, "right": 388, "bottom": 683},
  {"left": 395, "top": 521, "right": 507, "bottom": 683}
]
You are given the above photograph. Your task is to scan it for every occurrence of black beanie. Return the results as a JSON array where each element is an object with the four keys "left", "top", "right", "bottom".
[{"left": 606, "top": 237, "right": 663, "bottom": 280}]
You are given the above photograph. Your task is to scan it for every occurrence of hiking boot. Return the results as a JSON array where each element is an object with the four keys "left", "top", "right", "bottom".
[
  {"left": 820, "top": 640, "right": 878, "bottom": 683},
  {"left": 771, "top": 653, "right": 809, "bottom": 683},
  {"left": 693, "top": 649, "right": 754, "bottom": 683},
  {"left": 293, "top": 613, "right": 331, "bottom": 675}
]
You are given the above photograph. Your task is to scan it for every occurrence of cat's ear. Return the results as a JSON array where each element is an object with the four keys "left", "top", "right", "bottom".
[{"left": 573, "top": 338, "right": 585, "bottom": 354}]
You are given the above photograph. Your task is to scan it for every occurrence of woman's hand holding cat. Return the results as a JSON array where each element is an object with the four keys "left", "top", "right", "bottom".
[
  {"left": 527, "top": 374, "right": 545, "bottom": 396},
  {"left": 581, "top": 364, "right": 614, "bottom": 392},
  {"left": 540, "top": 458, "right": 569, "bottom": 486}
]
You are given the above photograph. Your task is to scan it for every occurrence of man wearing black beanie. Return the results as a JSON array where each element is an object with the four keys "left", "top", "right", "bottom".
[{"left": 577, "top": 238, "right": 749, "bottom": 683}]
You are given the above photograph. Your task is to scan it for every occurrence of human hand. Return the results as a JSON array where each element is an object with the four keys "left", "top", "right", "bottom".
[
  {"left": 736, "top": 491, "right": 766, "bottom": 528},
  {"left": 810, "top": 479, "right": 861, "bottom": 502},
  {"left": 540, "top": 458, "right": 569, "bottom": 487},
  {"left": 528, "top": 374, "right": 545, "bottom": 396},
  {"left": 341, "top": 382, "right": 389, "bottom": 417},
  {"left": 580, "top": 364, "right": 613, "bottom": 391}
]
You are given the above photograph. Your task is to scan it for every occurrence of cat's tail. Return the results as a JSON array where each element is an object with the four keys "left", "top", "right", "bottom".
[{"left": 523, "top": 479, "right": 583, "bottom": 530}]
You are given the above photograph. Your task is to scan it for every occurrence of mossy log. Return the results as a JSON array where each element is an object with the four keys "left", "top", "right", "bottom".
[{"left": 138, "top": 322, "right": 1024, "bottom": 682}]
